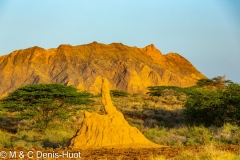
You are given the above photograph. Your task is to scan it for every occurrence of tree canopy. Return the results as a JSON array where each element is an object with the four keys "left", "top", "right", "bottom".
[
  {"left": 1, "top": 83, "right": 92, "bottom": 130},
  {"left": 196, "top": 75, "right": 233, "bottom": 89}
]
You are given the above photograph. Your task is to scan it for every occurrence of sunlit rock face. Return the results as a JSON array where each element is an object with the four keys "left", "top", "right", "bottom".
[
  {"left": 69, "top": 78, "right": 160, "bottom": 148},
  {"left": 0, "top": 42, "right": 205, "bottom": 96}
]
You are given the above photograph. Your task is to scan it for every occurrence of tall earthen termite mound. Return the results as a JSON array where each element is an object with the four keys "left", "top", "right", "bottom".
[{"left": 69, "top": 78, "right": 160, "bottom": 148}]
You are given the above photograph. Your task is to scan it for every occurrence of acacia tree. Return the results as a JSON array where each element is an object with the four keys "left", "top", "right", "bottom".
[
  {"left": 1, "top": 84, "right": 92, "bottom": 130},
  {"left": 196, "top": 75, "right": 233, "bottom": 89}
]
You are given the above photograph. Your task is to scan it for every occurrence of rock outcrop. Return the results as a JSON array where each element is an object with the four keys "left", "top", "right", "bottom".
[
  {"left": 0, "top": 42, "right": 206, "bottom": 96},
  {"left": 69, "top": 78, "right": 160, "bottom": 148}
]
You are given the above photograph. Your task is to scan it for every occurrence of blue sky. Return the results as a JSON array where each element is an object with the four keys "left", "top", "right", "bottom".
[{"left": 0, "top": 0, "right": 239, "bottom": 82}]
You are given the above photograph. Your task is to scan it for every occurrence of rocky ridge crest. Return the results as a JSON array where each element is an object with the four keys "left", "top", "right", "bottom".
[{"left": 0, "top": 42, "right": 205, "bottom": 96}]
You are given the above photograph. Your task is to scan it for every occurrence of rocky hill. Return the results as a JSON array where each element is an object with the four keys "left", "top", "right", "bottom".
[{"left": 0, "top": 42, "right": 205, "bottom": 96}]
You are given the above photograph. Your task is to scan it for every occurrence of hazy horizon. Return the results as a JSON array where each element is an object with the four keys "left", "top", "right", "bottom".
[{"left": 0, "top": 0, "right": 239, "bottom": 82}]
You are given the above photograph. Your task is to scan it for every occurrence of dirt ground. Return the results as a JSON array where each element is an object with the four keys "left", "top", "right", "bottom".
[
  {"left": 77, "top": 145, "right": 240, "bottom": 159},
  {"left": 1, "top": 145, "right": 239, "bottom": 160}
]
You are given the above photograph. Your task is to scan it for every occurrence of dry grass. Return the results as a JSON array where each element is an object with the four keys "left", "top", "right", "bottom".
[
  {"left": 152, "top": 145, "right": 240, "bottom": 160},
  {"left": 0, "top": 93, "right": 240, "bottom": 151}
]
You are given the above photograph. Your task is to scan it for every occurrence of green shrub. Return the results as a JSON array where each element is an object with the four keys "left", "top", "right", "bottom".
[
  {"left": 183, "top": 83, "right": 240, "bottom": 126},
  {"left": 0, "top": 131, "right": 13, "bottom": 148},
  {"left": 147, "top": 86, "right": 184, "bottom": 97},
  {"left": 145, "top": 127, "right": 168, "bottom": 140},
  {"left": 183, "top": 89, "right": 224, "bottom": 126},
  {"left": 222, "top": 83, "right": 240, "bottom": 125},
  {"left": 216, "top": 123, "right": 240, "bottom": 144},
  {"left": 110, "top": 90, "right": 129, "bottom": 97},
  {"left": 147, "top": 86, "right": 198, "bottom": 97},
  {"left": 185, "top": 126, "right": 212, "bottom": 145},
  {"left": 43, "top": 129, "right": 74, "bottom": 148},
  {"left": 0, "top": 128, "right": 76, "bottom": 149}
]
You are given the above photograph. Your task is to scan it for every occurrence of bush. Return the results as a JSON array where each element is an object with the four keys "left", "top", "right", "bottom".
[
  {"left": 110, "top": 90, "right": 129, "bottom": 97},
  {"left": 185, "top": 126, "right": 212, "bottom": 145},
  {"left": 147, "top": 86, "right": 185, "bottom": 97},
  {"left": 183, "top": 83, "right": 240, "bottom": 126},
  {"left": 183, "top": 89, "right": 224, "bottom": 126},
  {"left": 222, "top": 83, "right": 240, "bottom": 124},
  {"left": 0, "top": 131, "right": 13, "bottom": 148},
  {"left": 145, "top": 127, "right": 168, "bottom": 140},
  {"left": 147, "top": 86, "right": 198, "bottom": 98}
]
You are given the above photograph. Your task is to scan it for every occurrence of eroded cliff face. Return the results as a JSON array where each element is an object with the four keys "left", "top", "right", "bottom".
[{"left": 0, "top": 42, "right": 205, "bottom": 96}]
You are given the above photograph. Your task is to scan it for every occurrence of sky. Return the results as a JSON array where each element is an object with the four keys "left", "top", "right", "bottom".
[{"left": 0, "top": 0, "right": 239, "bottom": 82}]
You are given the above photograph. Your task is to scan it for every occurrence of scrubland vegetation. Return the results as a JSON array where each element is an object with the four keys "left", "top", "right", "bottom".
[{"left": 0, "top": 76, "right": 240, "bottom": 159}]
